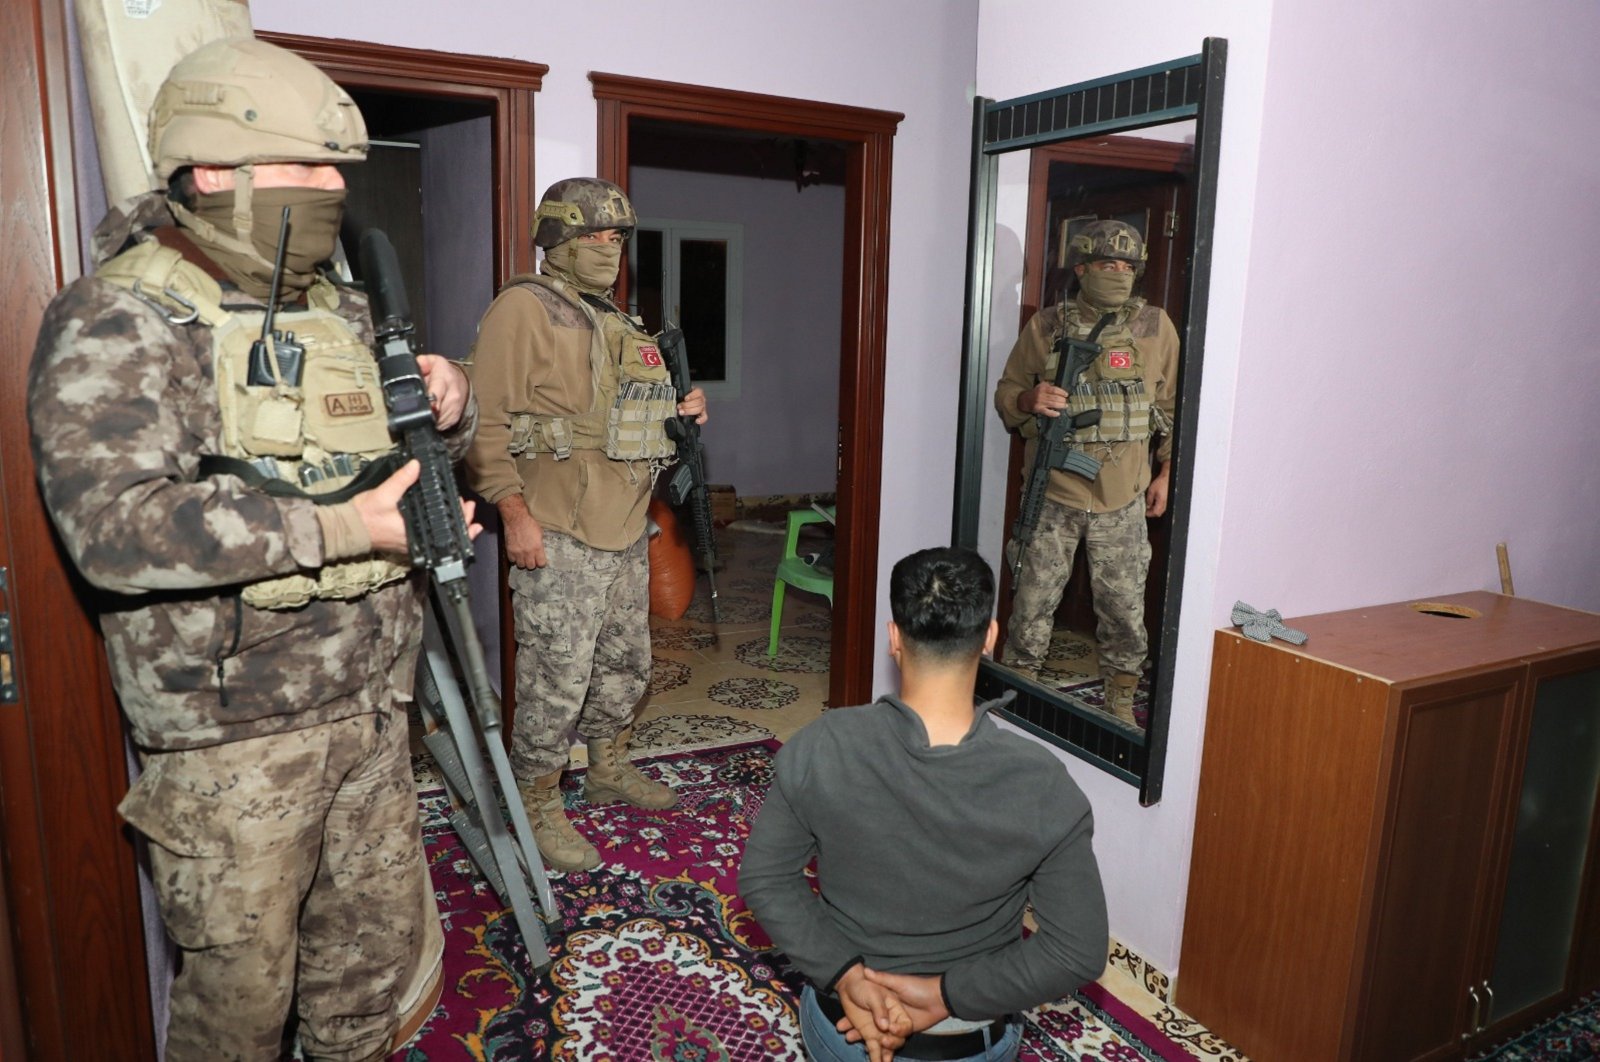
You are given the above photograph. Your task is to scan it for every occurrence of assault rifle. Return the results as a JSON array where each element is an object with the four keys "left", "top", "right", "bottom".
[
  {"left": 360, "top": 229, "right": 555, "bottom": 972},
  {"left": 658, "top": 327, "right": 723, "bottom": 633},
  {"left": 1008, "top": 311, "right": 1115, "bottom": 585}
]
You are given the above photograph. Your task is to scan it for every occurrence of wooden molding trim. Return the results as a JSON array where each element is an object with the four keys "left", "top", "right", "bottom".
[
  {"left": 259, "top": 32, "right": 548, "bottom": 92},
  {"left": 591, "top": 72, "right": 902, "bottom": 137},
  {"left": 260, "top": 31, "right": 545, "bottom": 281},
  {"left": 591, "top": 74, "right": 899, "bottom": 709},
  {"left": 1019, "top": 134, "right": 1193, "bottom": 323},
  {"left": 1032, "top": 133, "right": 1193, "bottom": 172}
]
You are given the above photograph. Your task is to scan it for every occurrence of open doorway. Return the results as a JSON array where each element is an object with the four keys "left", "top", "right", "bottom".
[
  {"left": 593, "top": 74, "right": 901, "bottom": 712},
  {"left": 261, "top": 31, "right": 545, "bottom": 724},
  {"left": 621, "top": 118, "right": 850, "bottom": 751}
]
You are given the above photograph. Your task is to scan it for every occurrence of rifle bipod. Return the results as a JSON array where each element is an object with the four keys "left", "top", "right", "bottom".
[{"left": 415, "top": 595, "right": 556, "bottom": 972}]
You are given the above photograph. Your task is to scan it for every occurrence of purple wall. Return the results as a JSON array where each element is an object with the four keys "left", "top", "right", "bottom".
[
  {"left": 980, "top": 0, "right": 1600, "bottom": 977},
  {"left": 630, "top": 165, "right": 845, "bottom": 498},
  {"left": 1218, "top": 1, "right": 1600, "bottom": 616}
]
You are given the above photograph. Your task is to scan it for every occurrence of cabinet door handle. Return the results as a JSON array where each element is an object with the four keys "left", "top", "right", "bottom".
[
  {"left": 1463, "top": 985, "right": 1482, "bottom": 1042},
  {"left": 1480, "top": 981, "right": 1494, "bottom": 1031}
]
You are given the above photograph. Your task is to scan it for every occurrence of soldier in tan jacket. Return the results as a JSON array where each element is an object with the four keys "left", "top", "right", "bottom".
[
  {"left": 994, "top": 220, "right": 1178, "bottom": 727},
  {"left": 466, "top": 178, "right": 706, "bottom": 870},
  {"left": 28, "top": 39, "right": 476, "bottom": 1060}
]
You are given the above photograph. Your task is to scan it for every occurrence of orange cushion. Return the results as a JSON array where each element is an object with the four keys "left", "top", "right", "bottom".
[{"left": 647, "top": 496, "right": 696, "bottom": 620}]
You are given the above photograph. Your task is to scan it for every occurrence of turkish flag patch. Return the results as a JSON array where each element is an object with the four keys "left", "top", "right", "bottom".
[
  {"left": 638, "top": 345, "right": 663, "bottom": 366},
  {"left": 1107, "top": 349, "right": 1133, "bottom": 370}
]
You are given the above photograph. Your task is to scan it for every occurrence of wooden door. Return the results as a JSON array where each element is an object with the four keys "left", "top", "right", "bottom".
[
  {"left": 1351, "top": 671, "right": 1522, "bottom": 1061},
  {"left": 591, "top": 74, "right": 901, "bottom": 709},
  {"left": 1000, "top": 137, "right": 1194, "bottom": 657},
  {"left": 1474, "top": 651, "right": 1600, "bottom": 1043},
  {"left": 1, "top": 0, "right": 158, "bottom": 1056}
]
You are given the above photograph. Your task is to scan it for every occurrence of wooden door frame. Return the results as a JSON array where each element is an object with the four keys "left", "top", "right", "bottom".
[
  {"left": 1, "top": 0, "right": 158, "bottom": 1057},
  {"left": 996, "top": 134, "right": 1194, "bottom": 631},
  {"left": 259, "top": 32, "right": 548, "bottom": 283},
  {"left": 1018, "top": 135, "right": 1192, "bottom": 325},
  {"left": 260, "top": 34, "right": 545, "bottom": 731},
  {"left": 590, "top": 73, "right": 901, "bottom": 708},
  {"left": 0, "top": 27, "right": 544, "bottom": 1059}
]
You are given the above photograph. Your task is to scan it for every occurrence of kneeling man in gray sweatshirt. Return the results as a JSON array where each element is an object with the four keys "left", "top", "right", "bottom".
[{"left": 739, "top": 546, "right": 1108, "bottom": 1062}]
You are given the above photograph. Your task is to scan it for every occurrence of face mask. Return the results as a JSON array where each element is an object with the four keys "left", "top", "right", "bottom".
[
  {"left": 545, "top": 238, "right": 622, "bottom": 294},
  {"left": 249, "top": 187, "right": 347, "bottom": 284},
  {"left": 187, "top": 186, "right": 346, "bottom": 298},
  {"left": 1079, "top": 266, "right": 1135, "bottom": 309}
]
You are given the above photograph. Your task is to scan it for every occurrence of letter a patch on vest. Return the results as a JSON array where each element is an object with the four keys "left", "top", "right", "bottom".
[
  {"left": 324, "top": 392, "right": 376, "bottom": 417},
  {"left": 1106, "top": 349, "right": 1134, "bottom": 370},
  {"left": 638, "top": 344, "right": 663, "bottom": 367}
]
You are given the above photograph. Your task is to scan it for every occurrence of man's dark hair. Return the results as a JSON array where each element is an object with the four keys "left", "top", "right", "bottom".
[{"left": 889, "top": 547, "right": 995, "bottom": 662}]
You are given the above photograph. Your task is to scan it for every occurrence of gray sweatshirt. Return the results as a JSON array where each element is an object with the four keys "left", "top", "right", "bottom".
[{"left": 738, "top": 694, "right": 1108, "bottom": 1019}]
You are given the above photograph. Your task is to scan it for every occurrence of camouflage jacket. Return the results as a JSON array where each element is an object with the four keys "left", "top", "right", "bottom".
[{"left": 28, "top": 195, "right": 478, "bottom": 750}]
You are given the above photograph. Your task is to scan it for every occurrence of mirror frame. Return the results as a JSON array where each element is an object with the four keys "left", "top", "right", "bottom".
[{"left": 953, "top": 39, "right": 1227, "bottom": 805}]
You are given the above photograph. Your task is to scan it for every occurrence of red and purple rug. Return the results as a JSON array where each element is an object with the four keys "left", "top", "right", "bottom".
[
  {"left": 391, "top": 740, "right": 1202, "bottom": 1061},
  {"left": 1469, "top": 989, "right": 1600, "bottom": 1061}
]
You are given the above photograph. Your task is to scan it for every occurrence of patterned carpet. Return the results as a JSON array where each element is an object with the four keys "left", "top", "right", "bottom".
[
  {"left": 630, "top": 521, "right": 835, "bottom": 760},
  {"left": 390, "top": 740, "right": 1216, "bottom": 1061},
  {"left": 1469, "top": 991, "right": 1600, "bottom": 1061},
  {"left": 1053, "top": 673, "right": 1154, "bottom": 730}
]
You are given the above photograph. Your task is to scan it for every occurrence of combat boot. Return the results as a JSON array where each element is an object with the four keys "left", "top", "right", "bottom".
[
  {"left": 1102, "top": 672, "right": 1142, "bottom": 728},
  {"left": 520, "top": 771, "right": 600, "bottom": 872},
  {"left": 585, "top": 727, "right": 678, "bottom": 809}
]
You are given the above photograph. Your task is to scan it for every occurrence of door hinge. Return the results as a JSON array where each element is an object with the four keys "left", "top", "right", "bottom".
[
  {"left": 1165, "top": 210, "right": 1180, "bottom": 238},
  {"left": 0, "top": 568, "right": 16, "bottom": 703}
]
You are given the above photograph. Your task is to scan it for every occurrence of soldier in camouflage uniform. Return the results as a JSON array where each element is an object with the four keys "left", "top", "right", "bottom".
[
  {"left": 27, "top": 39, "right": 476, "bottom": 1061},
  {"left": 994, "top": 220, "right": 1179, "bottom": 727},
  {"left": 465, "top": 178, "right": 707, "bottom": 871}
]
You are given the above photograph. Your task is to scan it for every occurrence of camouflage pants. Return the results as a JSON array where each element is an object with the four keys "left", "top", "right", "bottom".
[
  {"left": 508, "top": 529, "right": 651, "bottom": 779},
  {"left": 1002, "top": 496, "right": 1151, "bottom": 679},
  {"left": 118, "top": 709, "right": 424, "bottom": 1062}
]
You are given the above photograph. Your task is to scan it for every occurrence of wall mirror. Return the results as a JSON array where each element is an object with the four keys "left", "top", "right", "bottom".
[{"left": 953, "top": 40, "right": 1226, "bottom": 804}]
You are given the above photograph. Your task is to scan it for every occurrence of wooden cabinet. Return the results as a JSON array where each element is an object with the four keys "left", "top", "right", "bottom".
[{"left": 1177, "top": 591, "right": 1600, "bottom": 1062}]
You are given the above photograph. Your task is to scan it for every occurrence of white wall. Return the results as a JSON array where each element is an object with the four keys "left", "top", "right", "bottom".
[{"left": 629, "top": 165, "right": 844, "bottom": 498}]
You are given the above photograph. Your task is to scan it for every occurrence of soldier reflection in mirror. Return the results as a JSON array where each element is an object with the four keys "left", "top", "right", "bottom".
[{"left": 993, "top": 220, "right": 1178, "bottom": 728}]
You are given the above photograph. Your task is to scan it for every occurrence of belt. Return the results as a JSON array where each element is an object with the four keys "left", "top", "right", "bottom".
[{"left": 813, "top": 990, "right": 1011, "bottom": 1061}]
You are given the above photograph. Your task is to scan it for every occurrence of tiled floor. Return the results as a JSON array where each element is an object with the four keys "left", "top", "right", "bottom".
[{"left": 628, "top": 518, "right": 835, "bottom": 758}]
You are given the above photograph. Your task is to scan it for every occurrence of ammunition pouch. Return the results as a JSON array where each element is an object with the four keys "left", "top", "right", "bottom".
[
  {"left": 1052, "top": 299, "right": 1154, "bottom": 446},
  {"left": 98, "top": 241, "right": 411, "bottom": 610},
  {"left": 504, "top": 275, "right": 676, "bottom": 463}
]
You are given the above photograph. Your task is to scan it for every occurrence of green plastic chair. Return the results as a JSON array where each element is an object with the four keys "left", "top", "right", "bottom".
[{"left": 768, "top": 507, "right": 835, "bottom": 655}]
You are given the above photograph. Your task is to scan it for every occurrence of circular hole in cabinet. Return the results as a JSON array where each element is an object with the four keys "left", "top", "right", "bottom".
[{"left": 1409, "top": 602, "right": 1482, "bottom": 620}]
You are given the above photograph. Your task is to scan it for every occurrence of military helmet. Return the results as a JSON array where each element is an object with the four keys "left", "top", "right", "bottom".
[
  {"left": 533, "top": 178, "right": 637, "bottom": 248},
  {"left": 1066, "top": 219, "right": 1148, "bottom": 274},
  {"left": 148, "top": 37, "right": 368, "bottom": 180}
]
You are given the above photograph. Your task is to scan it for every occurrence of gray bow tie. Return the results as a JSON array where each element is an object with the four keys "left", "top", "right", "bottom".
[{"left": 1231, "top": 601, "right": 1308, "bottom": 645}]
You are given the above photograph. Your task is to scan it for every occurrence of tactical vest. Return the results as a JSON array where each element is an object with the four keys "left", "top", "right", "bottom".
[
  {"left": 98, "top": 239, "right": 410, "bottom": 610},
  {"left": 502, "top": 275, "right": 677, "bottom": 464},
  {"left": 1046, "top": 297, "right": 1172, "bottom": 447}
]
